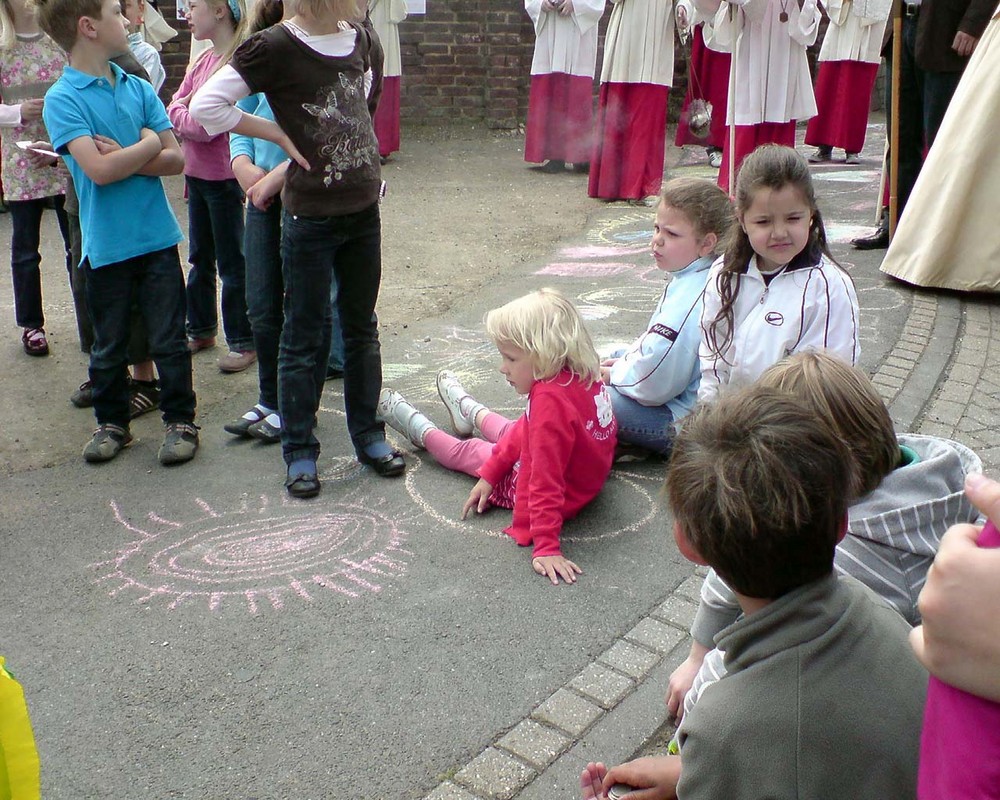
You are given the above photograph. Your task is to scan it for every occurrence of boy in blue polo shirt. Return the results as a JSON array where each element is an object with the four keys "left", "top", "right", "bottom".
[{"left": 38, "top": 0, "right": 198, "bottom": 465}]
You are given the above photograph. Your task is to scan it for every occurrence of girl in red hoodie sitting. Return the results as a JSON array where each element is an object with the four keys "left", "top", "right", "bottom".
[{"left": 378, "top": 288, "right": 617, "bottom": 585}]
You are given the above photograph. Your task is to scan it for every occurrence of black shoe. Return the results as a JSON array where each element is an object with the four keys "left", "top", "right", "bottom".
[
  {"left": 852, "top": 222, "right": 889, "bottom": 250},
  {"left": 571, "top": 162, "right": 590, "bottom": 174},
  {"left": 247, "top": 417, "right": 281, "bottom": 444},
  {"left": 539, "top": 159, "right": 566, "bottom": 174},
  {"left": 358, "top": 449, "right": 406, "bottom": 477},
  {"left": 285, "top": 470, "right": 320, "bottom": 498}
]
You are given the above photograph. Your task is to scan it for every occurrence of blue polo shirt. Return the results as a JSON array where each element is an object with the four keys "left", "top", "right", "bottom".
[{"left": 43, "top": 63, "right": 183, "bottom": 268}]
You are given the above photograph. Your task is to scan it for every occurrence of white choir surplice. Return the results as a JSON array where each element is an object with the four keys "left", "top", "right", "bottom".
[
  {"left": 817, "top": 0, "right": 888, "bottom": 64},
  {"left": 601, "top": 0, "right": 683, "bottom": 87},
  {"left": 526, "top": 0, "right": 604, "bottom": 78},
  {"left": 703, "top": 0, "right": 820, "bottom": 125}
]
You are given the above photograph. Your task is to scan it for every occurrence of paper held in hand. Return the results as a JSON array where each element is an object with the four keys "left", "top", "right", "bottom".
[{"left": 15, "top": 141, "right": 59, "bottom": 158}]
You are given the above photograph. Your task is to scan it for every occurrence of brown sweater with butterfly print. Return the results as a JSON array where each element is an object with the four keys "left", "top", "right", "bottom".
[{"left": 231, "top": 22, "right": 382, "bottom": 217}]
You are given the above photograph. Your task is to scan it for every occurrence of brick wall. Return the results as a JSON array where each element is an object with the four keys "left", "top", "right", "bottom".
[
  {"left": 159, "top": 1, "right": 690, "bottom": 130},
  {"left": 156, "top": 1, "right": 190, "bottom": 103}
]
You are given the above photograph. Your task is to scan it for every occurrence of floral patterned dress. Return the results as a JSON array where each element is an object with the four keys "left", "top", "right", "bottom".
[{"left": 0, "top": 32, "right": 68, "bottom": 201}]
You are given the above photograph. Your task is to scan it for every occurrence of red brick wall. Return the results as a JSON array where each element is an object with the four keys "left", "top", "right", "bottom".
[{"left": 157, "top": 1, "right": 191, "bottom": 103}]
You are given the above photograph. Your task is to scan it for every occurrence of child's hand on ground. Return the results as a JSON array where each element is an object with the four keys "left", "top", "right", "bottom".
[
  {"left": 532, "top": 555, "right": 582, "bottom": 585},
  {"left": 580, "top": 762, "right": 609, "bottom": 799},
  {"left": 19, "top": 98, "right": 44, "bottom": 122},
  {"left": 461, "top": 478, "right": 493, "bottom": 519},
  {"left": 665, "top": 642, "right": 709, "bottom": 720},
  {"left": 93, "top": 134, "right": 122, "bottom": 155},
  {"left": 598, "top": 756, "right": 682, "bottom": 800}
]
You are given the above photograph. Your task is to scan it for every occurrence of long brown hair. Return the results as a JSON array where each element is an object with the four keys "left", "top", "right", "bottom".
[{"left": 706, "top": 145, "right": 836, "bottom": 361}]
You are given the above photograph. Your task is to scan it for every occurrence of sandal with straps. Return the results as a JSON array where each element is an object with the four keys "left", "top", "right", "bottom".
[{"left": 22, "top": 327, "right": 49, "bottom": 356}]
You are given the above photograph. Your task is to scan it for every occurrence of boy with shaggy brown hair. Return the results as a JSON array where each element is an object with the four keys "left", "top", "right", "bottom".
[
  {"left": 582, "top": 385, "right": 926, "bottom": 800},
  {"left": 667, "top": 352, "right": 981, "bottom": 722}
]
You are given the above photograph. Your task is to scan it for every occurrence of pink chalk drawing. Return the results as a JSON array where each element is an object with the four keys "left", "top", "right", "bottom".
[
  {"left": 558, "top": 245, "right": 649, "bottom": 259},
  {"left": 537, "top": 261, "right": 637, "bottom": 278},
  {"left": 91, "top": 491, "right": 414, "bottom": 612},
  {"left": 533, "top": 211, "right": 657, "bottom": 281}
]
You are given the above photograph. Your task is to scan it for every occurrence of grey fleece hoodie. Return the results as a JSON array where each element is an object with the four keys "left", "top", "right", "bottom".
[{"left": 676, "top": 576, "right": 926, "bottom": 800}]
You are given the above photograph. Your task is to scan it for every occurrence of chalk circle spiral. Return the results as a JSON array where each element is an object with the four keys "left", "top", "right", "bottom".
[{"left": 94, "top": 496, "right": 412, "bottom": 612}]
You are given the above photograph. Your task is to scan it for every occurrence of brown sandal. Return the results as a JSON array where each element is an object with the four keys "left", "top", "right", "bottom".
[{"left": 22, "top": 327, "right": 49, "bottom": 356}]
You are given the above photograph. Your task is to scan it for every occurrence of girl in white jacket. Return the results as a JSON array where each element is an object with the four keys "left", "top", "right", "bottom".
[{"left": 698, "top": 145, "right": 860, "bottom": 402}]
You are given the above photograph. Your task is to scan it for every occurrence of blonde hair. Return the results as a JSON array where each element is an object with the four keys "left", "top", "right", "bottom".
[
  {"left": 30, "top": 0, "right": 104, "bottom": 51},
  {"left": 197, "top": 0, "right": 249, "bottom": 73},
  {"left": 757, "top": 351, "right": 900, "bottom": 498},
  {"left": 288, "top": 0, "right": 358, "bottom": 20},
  {"left": 484, "top": 288, "right": 601, "bottom": 385},
  {"left": 0, "top": 0, "right": 15, "bottom": 49},
  {"left": 659, "top": 177, "right": 733, "bottom": 248}
]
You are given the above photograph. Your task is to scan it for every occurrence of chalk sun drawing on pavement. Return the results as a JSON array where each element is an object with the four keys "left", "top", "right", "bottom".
[
  {"left": 91, "top": 485, "right": 415, "bottom": 613},
  {"left": 397, "top": 451, "right": 659, "bottom": 543}
]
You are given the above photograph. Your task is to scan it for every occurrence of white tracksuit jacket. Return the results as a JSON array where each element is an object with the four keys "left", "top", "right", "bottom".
[{"left": 698, "top": 251, "right": 861, "bottom": 402}]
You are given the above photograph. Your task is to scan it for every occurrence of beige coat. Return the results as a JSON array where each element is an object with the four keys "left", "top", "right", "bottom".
[
  {"left": 880, "top": 6, "right": 1000, "bottom": 292},
  {"left": 525, "top": 0, "right": 605, "bottom": 76}
]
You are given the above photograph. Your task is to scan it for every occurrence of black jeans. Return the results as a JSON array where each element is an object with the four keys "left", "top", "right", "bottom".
[
  {"left": 8, "top": 196, "right": 70, "bottom": 329},
  {"left": 279, "top": 203, "right": 385, "bottom": 464},
  {"left": 185, "top": 176, "right": 253, "bottom": 351},
  {"left": 86, "top": 246, "right": 196, "bottom": 427},
  {"left": 68, "top": 211, "right": 150, "bottom": 363},
  {"left": 889, "top": 15, "right": 964, "bottom": 211},
  {"left": 244, "top": 199, "right": 283, "bottom": 411}
]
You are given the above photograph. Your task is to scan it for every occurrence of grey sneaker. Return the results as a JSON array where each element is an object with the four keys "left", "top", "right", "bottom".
[
  {"left": 376, "top": 389, "right": 436, "bottom": 448},
  {"left": 70, "top": 380, "right": 94, "bottom": 409},
  {"left": 436, "top": 370, "right": 485, "bottom": 437},
  {"left": 83, "top": 424, "right": 132, "bottom": 463},
  {"left": 158, "top": 422, "right": 200, "bottom": 465}
]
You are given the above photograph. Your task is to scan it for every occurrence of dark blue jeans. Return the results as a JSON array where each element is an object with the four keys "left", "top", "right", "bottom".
[
  {"left": 328, "top": 275, "right": 345, "bottom": 373},
  {"left": 68, "top": 211, "right": 150, "bottom": 363},
  {"left": 8, "top": 196, "right": 71, "bottom": 329},
  {"left": 86, "top": 246, "right": 196, "bottom": 427},
  {"left": 889, "top": 16, "right": 963, "bottom": 211},
  {"left": 279, "top": 203, "right": 385, "bottom": 464},
  {"left": 185, "top": 176, "right": 253, "bottom": 351},
  {"left": 244, "top": 199, "right": 283, "bottom": 410}
]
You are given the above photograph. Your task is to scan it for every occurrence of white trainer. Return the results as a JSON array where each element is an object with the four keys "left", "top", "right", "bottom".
[
  {"left": 436, "top": 370, "right": 485, "bottom": 437},
  {"left": 377, "top": 389, "right": 436, "bottom": 448}
]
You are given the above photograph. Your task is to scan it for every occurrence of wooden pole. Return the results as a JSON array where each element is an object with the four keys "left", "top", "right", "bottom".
[
  {"left": 726, "top": 3, "right": 739, "bottom": 196},
  {"left": 888, "top": 0, "right": 902, "bottom": 239}
]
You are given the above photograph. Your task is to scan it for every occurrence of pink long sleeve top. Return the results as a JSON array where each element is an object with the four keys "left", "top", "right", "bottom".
[{"left": 167, "top": 51, "right": 234, "bottom": 181}]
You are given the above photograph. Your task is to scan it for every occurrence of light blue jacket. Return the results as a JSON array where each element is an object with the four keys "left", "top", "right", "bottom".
[
  {"left": 229, "top": 94, "right": 288, "bottom": 171},
  {"left": 608, "top": 255, "right": 713, "bottom": 421}
]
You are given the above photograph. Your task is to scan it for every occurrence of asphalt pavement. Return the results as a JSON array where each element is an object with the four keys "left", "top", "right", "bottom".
[{"left": 2, "top": 117, "right": 998, "bottom": 799}]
